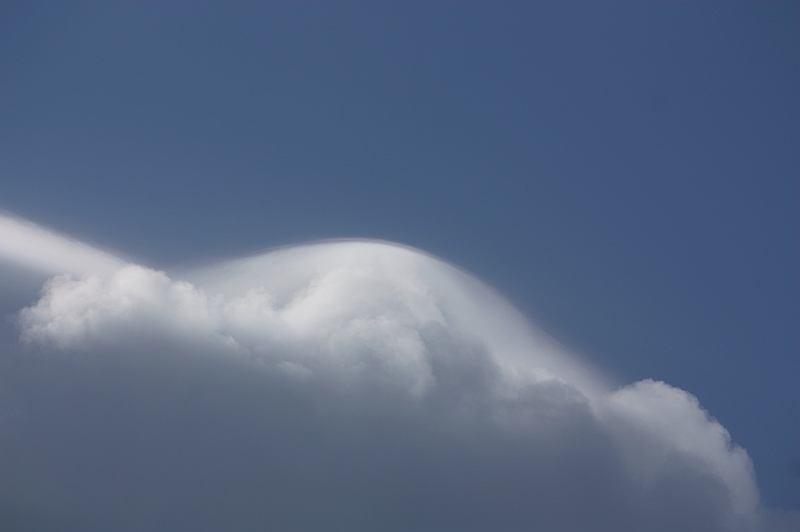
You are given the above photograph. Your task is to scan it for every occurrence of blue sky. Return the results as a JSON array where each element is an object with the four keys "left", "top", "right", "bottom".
[{"left": 0, "top": 1, "right": 797, "bottom": 526}]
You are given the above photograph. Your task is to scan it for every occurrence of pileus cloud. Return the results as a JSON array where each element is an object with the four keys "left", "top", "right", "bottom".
[{"left": 0, "top": 213, "right": 783, "bottom": 531}]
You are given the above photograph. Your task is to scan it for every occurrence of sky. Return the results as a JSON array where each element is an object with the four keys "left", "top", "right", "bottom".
[{"left": 0, "top": 1, "right": 797, "bottom": 530}]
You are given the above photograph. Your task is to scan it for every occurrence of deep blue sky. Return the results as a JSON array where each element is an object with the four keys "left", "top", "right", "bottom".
[{"left": 1, "top": 1, "right": 797, "bottom": 510}]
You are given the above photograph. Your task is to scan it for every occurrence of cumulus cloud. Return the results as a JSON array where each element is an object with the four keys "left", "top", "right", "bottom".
[{"left": 0, "top": 214, "right": 783, "bottom": 531}]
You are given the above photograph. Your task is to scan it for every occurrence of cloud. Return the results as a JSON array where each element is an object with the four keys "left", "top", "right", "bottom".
[
  {"left": 0, "top": 212, "right": 123, "bottom": 277},
  {"left": 0, "top": 214, "right": 778, "bottom": 530}
]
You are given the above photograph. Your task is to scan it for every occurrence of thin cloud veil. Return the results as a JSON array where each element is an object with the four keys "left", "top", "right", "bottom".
[{"left": 0, "top": 214, "right": 775, "bottom": 531}]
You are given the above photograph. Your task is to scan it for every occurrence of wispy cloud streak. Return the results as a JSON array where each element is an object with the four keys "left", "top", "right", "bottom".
[{"left": 0, "top": 213, "right": 124, "bottom": 277}]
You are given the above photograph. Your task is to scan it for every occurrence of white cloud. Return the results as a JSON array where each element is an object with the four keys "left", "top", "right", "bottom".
[
  {"left": 0, "top": 215, "right": 780, "bottom": 530},
  {"left": 0, "top": 212, "right": 123, "bottom": 277}
]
